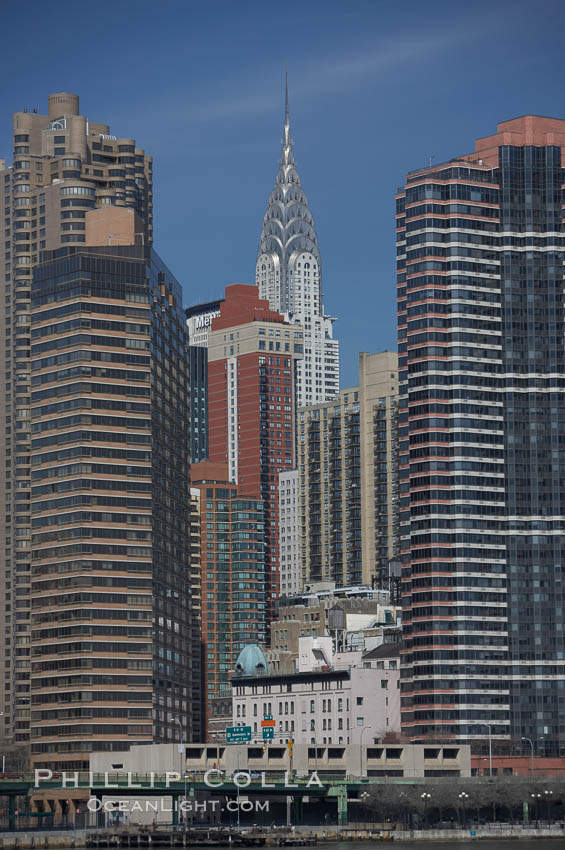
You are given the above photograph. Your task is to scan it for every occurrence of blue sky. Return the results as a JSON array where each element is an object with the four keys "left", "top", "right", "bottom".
[{"left": 1, "top": 0, "right": 565, "bottom": 386}]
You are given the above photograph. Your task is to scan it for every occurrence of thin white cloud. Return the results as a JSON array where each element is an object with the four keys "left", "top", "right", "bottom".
[
  {"left": 183, "top": 28, "right": 467, "bottom": 124},
  {"left": 118, "top": 23, "right": 473, "bottom": 143}
]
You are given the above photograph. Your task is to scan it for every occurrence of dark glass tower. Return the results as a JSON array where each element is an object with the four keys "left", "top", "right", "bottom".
[
  {"left": 189, "top": 345, "right": 208, "bottom": 462},
  {"left": 30, "top": 244, "right": 200, "bottom": 770},
  {"left": 397, "top": 116, "right": 565, "bottom": 755}
]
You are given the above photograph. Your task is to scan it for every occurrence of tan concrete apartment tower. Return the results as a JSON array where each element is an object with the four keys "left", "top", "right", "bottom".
[
  {"left": 298, "top": 351, "right": 398, "bottom": 589},
  {"left": 28, "top": 240, "right": 199, "bottom": 772},
  {"left": 0, "top": 92, "right": 153, "bottom": 748},
  {"left": 359, "top": 351, "right": 399, "bottom": 587}
]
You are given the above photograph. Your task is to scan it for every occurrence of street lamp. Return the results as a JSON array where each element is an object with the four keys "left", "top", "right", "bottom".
[
  {"left": 544, "top": 789, "right": 553, "bottom": 822},
  {"left": 177, "top": 718, "right": 184, "bottom": 767},
  {"left": 397, "top": 791, "right": 409, "bottom": 830},
  {"left": 183, "top": 772, "right": 189, "bottom": 830},
  {"left": 359, "top": 790, "right": 370, "bottom": 820},
  {"left": 311, "top": 723, "right": 318, "bottom": 773},
  {"left": 531, "top": 792, "right": 542, "bottom": 826},
  {"left": 0, "top": 712, "right": 5, "bottom": 774},
  {"left": 421, "top": 792, "right": 431, "bottom": 829},
  {"left": 359, "top": 726, "right": 373, "bottom": 778},
  {"left": 522, "top": 737, "right": 534, "bottom": 777},
  {"left": 177, "top": 717, "right": 185, "bottom": 825},
  {"left": 479, "top": 723, "right": 493, "bottom": 776},
  {"left": 458, "top": 791, "right": 469, "bottom": 827}
]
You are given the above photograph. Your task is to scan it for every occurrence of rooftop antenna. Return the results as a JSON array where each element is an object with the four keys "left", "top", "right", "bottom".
[{"left": 428, "top": 153, "right": 438, "bottom": 169}]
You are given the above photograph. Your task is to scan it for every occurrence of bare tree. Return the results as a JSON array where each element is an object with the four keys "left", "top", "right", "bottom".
[
  {"left": 357, "top": 776, "right": 565, "bottom": 828},
  {"left": 0, "top": 741, "right": 29, "bottom": 772}
]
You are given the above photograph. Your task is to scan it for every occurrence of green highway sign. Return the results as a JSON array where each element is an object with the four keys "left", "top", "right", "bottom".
[
  {"left": 263, "top": 714, "right": 273, "bottom": 721},
  {"left": 226, "top": 725, "right": 252, "bottom": 743},
  {"left": 262, "top": 726, "right": 274, "bottom": 740}
]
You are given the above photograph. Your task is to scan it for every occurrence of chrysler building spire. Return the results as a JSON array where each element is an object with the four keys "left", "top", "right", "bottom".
[
  {"left": 283, "top": 71, "right": 293, "bottom": 155},
  {"left": 284, "top": 71, "right": 289, "bottom": 135},
  {"left": 256, "top": 76, "right": 321, "bottom": 315},
  {"left": 256, "top": 78, "right": 339, "bottom": 408}
]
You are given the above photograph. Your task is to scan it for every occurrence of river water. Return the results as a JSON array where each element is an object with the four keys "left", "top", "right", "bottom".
[
  {"left": 40, "top": 840, "right": 558, "bottom": 849},
  {"left": 330, "top": 843, "right": 553, "bottom": 849}
]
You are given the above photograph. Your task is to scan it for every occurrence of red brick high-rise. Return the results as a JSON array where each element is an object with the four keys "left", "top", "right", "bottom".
[
  {"left": 190, "top": 461, "right": 266, "bottom": 737},
  {"left": 207, "top": 285, "right": 303, "bottom": 617}
]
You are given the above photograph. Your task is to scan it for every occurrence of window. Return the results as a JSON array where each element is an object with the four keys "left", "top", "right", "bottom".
[
  {"left": 443, "top": 749, "right": 459, "bottom": 759},
  {"left": 356, "top": 697, "right": 363, "bottom": 706},
  {"left": 381, "top": 680, "right": 388, "bottom": 690},
  {"left": 385, "top": 749, "right": 403, "bottom": 759},
  {"left": 60, "top": 186, "right": 95, "bottom": 197},
  {"left": 424, "top": 748, "right": 440, "bottom": 760},
  {"left": 356, "top": 717, "right": 364, "bottom": 726}
]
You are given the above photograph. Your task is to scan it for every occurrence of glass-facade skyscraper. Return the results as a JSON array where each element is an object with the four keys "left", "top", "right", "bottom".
[
  {"left": 397, "top": 115, "right": 565, "bottom": 755},
  {"left": 188, "top": 344, "right": 208, "bottom": 463}
]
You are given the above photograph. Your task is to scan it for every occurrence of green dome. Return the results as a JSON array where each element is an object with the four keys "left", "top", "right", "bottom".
[{"left": 234, "top": 644, "right": 269, "bottom": 677}]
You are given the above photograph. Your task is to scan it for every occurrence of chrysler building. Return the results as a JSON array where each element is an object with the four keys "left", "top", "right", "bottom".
[{"left": 256, "top": 78, "right": 339, "bottom": 407}]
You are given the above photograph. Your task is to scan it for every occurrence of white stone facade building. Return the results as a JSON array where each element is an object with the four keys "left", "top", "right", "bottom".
[
  {"left": 232, "top": 636, "right": 399, "bottom": 747},
  {"left": 279, "top": 469, "right": 301, "bottom": 596}
]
